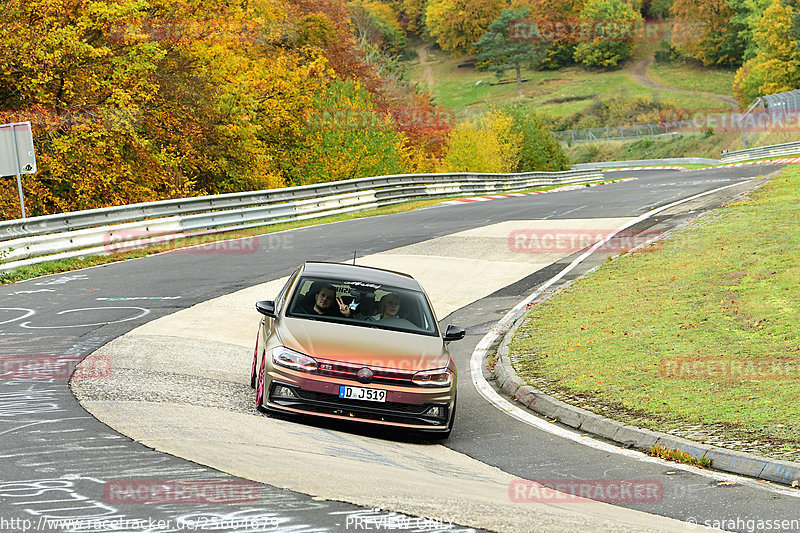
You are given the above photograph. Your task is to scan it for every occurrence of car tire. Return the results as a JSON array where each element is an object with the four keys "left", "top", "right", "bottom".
[
  {"left": 250, "top": 335, "right": 259, "bottom": 389},
  {"left": 255, "top": 353, "right": 267, "bottom": 412}
]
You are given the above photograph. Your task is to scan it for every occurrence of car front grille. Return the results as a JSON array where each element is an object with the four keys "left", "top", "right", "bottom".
[
  {"left": 268, "top": 383, "right": 448, "bottom": 427},
  {"left": 315, "top": 358, "right": 417, "bottom": 385},
  {"left": 294, "top": 389, "right": 429, "bottom": 414}
]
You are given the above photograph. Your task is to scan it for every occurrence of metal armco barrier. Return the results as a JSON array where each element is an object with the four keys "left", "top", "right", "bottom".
[
  {"left": 721, "top": 140, "right": 800, "bottom": 163},
  {"left": 0, "top": 170, "right": 602, "bottom": 272},
  {"left": 573, "top": 157, "right": 719, "bottom": 169}
]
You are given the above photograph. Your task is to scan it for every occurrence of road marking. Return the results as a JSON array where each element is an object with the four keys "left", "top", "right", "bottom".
[
  {"left": 0, "top": 308, "right": 35, "bottom": 325},
  {"left": 19, "top": 307, "right": 150, "bottom": 329}
]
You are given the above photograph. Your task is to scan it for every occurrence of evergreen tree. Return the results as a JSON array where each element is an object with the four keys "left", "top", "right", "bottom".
[{"left": 474, "top": 8, "right": 536, "bottom": 95}]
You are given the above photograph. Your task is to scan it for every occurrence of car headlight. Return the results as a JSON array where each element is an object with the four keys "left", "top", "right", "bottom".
[
  {"left": 412, "top": 368, "right": 453, "bottom": 387},
  {"left": 272, "top": 347, "right": 318, "bottom": 373}
]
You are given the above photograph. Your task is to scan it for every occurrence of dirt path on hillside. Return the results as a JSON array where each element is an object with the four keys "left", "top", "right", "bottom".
[
  {"left": 416, "top": 44, "right": 435, "bottom": 88},
  {"left": 630, "top": 55, "right": 739, "bottom": 110}
]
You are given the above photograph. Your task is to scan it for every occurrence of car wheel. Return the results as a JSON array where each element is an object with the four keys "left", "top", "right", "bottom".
[
  {"left": 255, "top": 353, "right": 267, "bottom": 412},
  {"left": 250, "top": 333, "right": 259, "bottom": 389}
]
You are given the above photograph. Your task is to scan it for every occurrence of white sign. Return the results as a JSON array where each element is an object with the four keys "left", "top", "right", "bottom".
[{"left": 0, "top": 121, "right": 37, "bottom": 177}]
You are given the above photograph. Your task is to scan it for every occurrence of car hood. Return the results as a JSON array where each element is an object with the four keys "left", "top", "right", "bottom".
[{"left": 277, "top": 317, "right": 450, "bottom": 371}]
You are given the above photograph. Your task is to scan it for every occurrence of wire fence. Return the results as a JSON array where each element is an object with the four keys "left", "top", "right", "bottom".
[
  {"left": 553, "top": 121, "right": 701, "bottom": 144},
  {"left": 554, "top": 111, "right": 800, "bottom": 145}
]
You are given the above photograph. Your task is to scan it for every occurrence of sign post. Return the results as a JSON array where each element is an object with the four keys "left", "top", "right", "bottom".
[{"left": 0, "top": 121, "right": 37, "bottom": 219}]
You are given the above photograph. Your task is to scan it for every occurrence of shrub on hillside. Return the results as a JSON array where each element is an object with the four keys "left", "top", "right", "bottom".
[
  {"left": 440, "top": 109, "right": 521, "bottom": 173},
  {"left": 441, "top": 107, "right": 567, "bottom": 173},
  {"left": 554, "top": 95, "right": 690, "bottom": 130},
  {"left": 503, "top": 106, "right": 570, "bottom": 172}
]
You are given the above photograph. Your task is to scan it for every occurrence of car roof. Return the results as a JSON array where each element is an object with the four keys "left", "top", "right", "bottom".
[{"left": 299, "top": 261, "right": 423, "bottom": 291}]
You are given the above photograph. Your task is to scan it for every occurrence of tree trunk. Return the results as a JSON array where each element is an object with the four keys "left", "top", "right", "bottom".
[{"left": 516, "top": 65, "right": 522, "bottom": 96}]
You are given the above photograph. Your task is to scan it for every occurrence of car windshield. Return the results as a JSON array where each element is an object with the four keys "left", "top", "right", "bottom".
[{"left": 286, "top": 276, "right": 439, "bottom": 336}]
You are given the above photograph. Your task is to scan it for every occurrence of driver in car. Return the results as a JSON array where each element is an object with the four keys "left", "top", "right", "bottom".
[{"left": 302, "top": 284, "right": 352, "bottom": 317}]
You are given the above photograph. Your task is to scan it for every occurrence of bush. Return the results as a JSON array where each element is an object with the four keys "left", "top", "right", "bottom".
[
  {"left": 441, "top": 107, "right": 568, "bottom": 173},
  {"left": 503, "top": 105, "right": 570, "bottom": 172},
  {"left": 440, "top": 109, "right": 521, "bottom": 173},
  {"left": 654, "top": 40, "right": 683, "bottom": 64},
  {"left": 554, "top": 95, "right": 690, "bottom": 130}
]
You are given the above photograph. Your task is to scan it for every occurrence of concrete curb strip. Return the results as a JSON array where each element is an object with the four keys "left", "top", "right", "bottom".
[{"left": 492, "top": 308, "right": 800, "bottom": 488}]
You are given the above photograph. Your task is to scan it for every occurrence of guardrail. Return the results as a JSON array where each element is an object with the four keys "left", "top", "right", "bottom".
[
  {"left": 573, "top": 157, "right": 719, "bottom": 169},
  {"left": 0, "top": 169, "right": 602, "bottom": 272},
  {"left": 721, "top": 140, "right": 800, "bottom": 163}
]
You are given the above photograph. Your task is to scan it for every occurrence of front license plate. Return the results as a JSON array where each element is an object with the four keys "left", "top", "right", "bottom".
[{"left": 339, "top": 385, "right": 386, "bottom": 402}]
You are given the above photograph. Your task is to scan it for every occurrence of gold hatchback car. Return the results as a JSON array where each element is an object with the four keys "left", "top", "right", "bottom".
[{"left": 251, "top": 261, "right": 465, "bottom": 438}]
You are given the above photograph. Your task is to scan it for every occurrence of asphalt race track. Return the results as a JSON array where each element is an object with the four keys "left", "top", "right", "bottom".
[{"left": 1, "top": 165, "right": 798, "bottom": 533}]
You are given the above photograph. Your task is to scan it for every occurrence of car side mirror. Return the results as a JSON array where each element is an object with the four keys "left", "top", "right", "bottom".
[
  {"left": 443, "top": 325, "right": 466, "bottom": 342},
  {"left": 255, "top": 300, "right": 276, "bottom": 318}
]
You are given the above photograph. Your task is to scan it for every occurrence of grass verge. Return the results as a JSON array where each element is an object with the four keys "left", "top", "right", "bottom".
[
  {"left": 0, "top": 179, "right": 622, "bottom": 285},
  {"left": 509, "top": 165, "right": 800, "bottom": 458}
]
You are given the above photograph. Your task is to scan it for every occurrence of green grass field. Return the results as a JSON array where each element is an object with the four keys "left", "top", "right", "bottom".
[
  {"left": 509, "top": 165, "right": 800, "bottom": 453},
  {"left": 647, "top": 61, "right": 736, "bottom": 97},
  {"left": 407, "top": 45, "right": 732, "bottom": 122}
]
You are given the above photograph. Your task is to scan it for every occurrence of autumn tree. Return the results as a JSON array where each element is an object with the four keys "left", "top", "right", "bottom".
[
  {"left": 0, "top": 0, "right": 452, "bottom": 219},
  {"left": 726, "top": 0, "right": 772, "bottom": 61},
  {"left": 670, "top": 0, "right": 746, "bottom": 66},
  {"left": 425, "top": 0, "right": 506, "bottom": 54},
  {"left": 350, "top": 0, "right": 407, "bottom": 54},
  {"left": 293, "top": 0, "right": 384, "bottom": 97},
  {"left": 733, "top": 0, "right": 800, "bottom": 104},
  {"left": 401, "top": 0, "right": 428, "bottom": 34},
  {"left": 289, "top": 80, "right": 409, "bottom": 184},
  {"left": 510, "top": 0, "right": 586, "bottom": 69},
  {"left": 475, "top": 8, "right": 536, "bottom": 95},
  {"left": 572, "top": 0, "right": 643, "bottom": 68}
]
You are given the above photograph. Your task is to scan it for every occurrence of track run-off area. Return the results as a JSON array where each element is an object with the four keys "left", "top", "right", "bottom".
[{"left": 1, "top": 164, "right": 798, "bottom": 533}]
